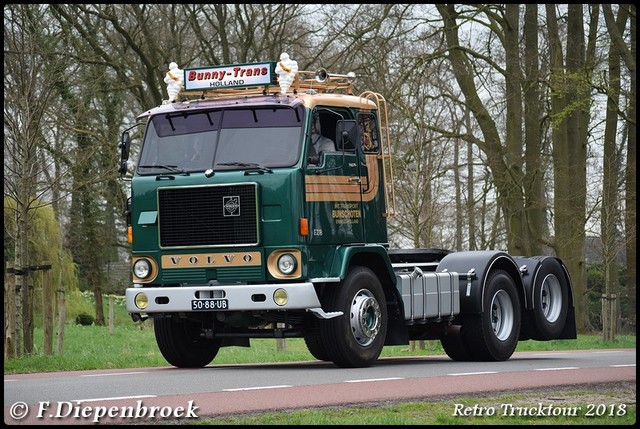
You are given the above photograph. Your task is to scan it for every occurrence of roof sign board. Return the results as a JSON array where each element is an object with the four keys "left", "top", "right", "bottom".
[{"left": 183, "top": 62, "right": 276, "bottom": 91}]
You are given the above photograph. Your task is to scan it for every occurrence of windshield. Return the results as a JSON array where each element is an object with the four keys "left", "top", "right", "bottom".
[{"left": 137, "top": 106, "right": 303, "bottom": 174}]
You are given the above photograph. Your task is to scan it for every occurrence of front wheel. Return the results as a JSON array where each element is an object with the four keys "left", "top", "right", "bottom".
[
  {"left": 154, "top": 315, "right": 220, "bottom": 368},
  {"left": 320, "top": 266, "right": 388, "bottom": 368},
  {"left": 304, "top": 334, "right": 331, "bottom": 361}
]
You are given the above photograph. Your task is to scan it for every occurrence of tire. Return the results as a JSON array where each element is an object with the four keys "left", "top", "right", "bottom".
[
  {"left": 304, "top": 335, "right": 331, "bottom": 361},
  {"left": 440, "top": 324, "right": 473, "bottom": 361},
  {"left": 154, "top": 315, "right": 220, "bottom": 368},
  {"left": 525, "top": 258, "right": 569, "bottom": 340},
  {"left": 463, "top": 269, "right": 521, "bottom": 361},
  {"left": 320, "top": 266, "right": 387, "bottom": 368}
]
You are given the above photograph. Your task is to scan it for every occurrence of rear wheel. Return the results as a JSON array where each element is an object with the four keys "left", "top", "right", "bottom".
[
  {"left": 526, "top": 258, "right": 569, "bottom": 340},
  {"left": 320, "top": 266, "right": 387, "bottom": 368},
  {"left": 441, "top": 324, "right": 472, "bottom": 361},
  {"left": 463, "top": 270, "right": 521, "bottom": 361},
  {"left": 154, "top": 315, "right": 220, "bottom": 368}
]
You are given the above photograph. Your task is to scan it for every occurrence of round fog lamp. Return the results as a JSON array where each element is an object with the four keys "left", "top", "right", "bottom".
[
  {"left": 277, "top": 253, "right": 297, "bottom": 275},
  {"left": 134, "top": 293, "right": 149, "bottom": 310},
  {"left": 273, "top": 288, "right": 288, "bottom": 306}
]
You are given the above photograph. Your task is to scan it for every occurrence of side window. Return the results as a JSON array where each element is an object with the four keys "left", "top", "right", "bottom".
[
  {"left": 308, "top": 108, "right": 349, "bottom": 163},
  {"left": 358, "top": 113, "right": 379, "bottom": 153}
]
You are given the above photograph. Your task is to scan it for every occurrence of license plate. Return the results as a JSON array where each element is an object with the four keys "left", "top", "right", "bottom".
[{"left": 191, "top": 299, "right": 229, "bottom": 311}]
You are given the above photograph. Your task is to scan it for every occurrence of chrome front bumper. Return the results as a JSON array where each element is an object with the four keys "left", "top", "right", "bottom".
[{"left": 126, "top": 282, "right": 323, "bottom": 314}]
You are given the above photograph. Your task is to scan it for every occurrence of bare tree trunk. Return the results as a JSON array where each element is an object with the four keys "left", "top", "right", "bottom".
[
  {"left": 546, "top": 4, "right": 594, "bottom": 332},
  {"left": 4, "top": 262, "right": 17, "bottom": 359},
  {"left": 504, "top": 4, "right": 527, "bottom": 255},
  {"left": 454, "top": 137, "right": 462, "bottom": 251},
  {"left": 18, "top": 202, "right": 33, "bottom": 354},
  {"left": 25, "top": 271, "right": 35, "bottom": 354},
  {"left": 523, "top": 4, "right": 546, "bottom": 256},
  {"left": 466, "top": 113, "right": 476, "bottom": 251},
  {"left": 57, "top": 289, "right": 66, "bottom": 355},
  {"left": 42, "top": 264, "right": 54, "bottom": 354},
  {"left": 623, "top": 24, "right": 636, "bottom": 331},
  {"left": 600, "top": 5, "right": 626, "bottom": 340},
  {"left": 603, "top": 4, "right": 636, "bottom": 333}
]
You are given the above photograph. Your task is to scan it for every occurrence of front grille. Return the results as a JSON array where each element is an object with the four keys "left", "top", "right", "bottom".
[{"left": 158, "top": 184, "right": 258, "bottom": 247}]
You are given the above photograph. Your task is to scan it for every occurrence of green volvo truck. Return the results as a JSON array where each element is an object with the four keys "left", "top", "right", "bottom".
[{"left": 120, "top": 54, "right": 576, "bottom": 369}]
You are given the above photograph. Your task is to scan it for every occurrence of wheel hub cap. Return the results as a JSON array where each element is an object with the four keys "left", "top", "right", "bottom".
[{"left": 350, "top": 290, "right": 381, "bottom": 346}]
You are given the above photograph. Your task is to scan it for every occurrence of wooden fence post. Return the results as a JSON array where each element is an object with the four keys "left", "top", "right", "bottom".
[
  {"left": 109, "top": 295, "right": 115, "bottom": 335},
  {"left": 276, "top": 323, "right": 286, "bottom": 351}
]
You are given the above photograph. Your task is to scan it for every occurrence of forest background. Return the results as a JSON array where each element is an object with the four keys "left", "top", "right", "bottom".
[{"left": 3, "top": 4, "right": 636, "bottom": 358}]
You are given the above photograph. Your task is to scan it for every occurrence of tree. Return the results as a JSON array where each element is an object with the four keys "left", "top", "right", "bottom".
[
  {"left": 546, "top": 4, "right": 598, "bottom": 331},
  {"left": 434, "top": 4, "right": 545, "bottom": 257},
  {"left": 3, "top": 199, "right": 78, "bottom": 358},
  {"left": 4, "top": 4, "right": 71, "bottom": 354},
  {"left": 601, "top": 4, "right": 636, "bottom": 333}
]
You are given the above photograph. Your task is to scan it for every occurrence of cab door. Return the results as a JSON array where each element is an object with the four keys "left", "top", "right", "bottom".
[
  {"left": 304, "top": 120, "right": 364, "bottom": 246},
  {"left": 355, "top": 112, "right": 388, "bottom": 244}
]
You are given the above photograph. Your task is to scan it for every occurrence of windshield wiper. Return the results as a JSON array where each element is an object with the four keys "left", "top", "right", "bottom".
[
  {"left": 138, "top": 164, "right": 190, "bottom": 175},
  {"left": 216, "top": 162, "right": 273, "bottom": 175}
]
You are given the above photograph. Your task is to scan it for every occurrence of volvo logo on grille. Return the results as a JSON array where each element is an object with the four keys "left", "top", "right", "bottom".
[{"left": 223, "top": 196, "right": 241, "bottom": 217}]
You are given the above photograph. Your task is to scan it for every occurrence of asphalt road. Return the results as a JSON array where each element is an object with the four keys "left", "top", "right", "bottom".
[{"left": 4, "top": 348, "right": 636, "bottom": 425}]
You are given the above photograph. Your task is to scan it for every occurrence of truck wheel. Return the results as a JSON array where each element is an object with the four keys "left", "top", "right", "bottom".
[
  {"left": 320, "top": 266, "right": 387, "bottom": 368},
  {"left": 441, "top": 325, "right": 472, "bottom": 361},
  {"left": 464, "top": 269, "right": 521, "bottom": 361},
  {"left": 154, "top": 316, "right": 220, "bottom": 368},
  {"left": 304, "top": 335, "right": 331, "bottom": 361},
  {"left": 525, "top": 258, "right": 569, "bottom": 340}
]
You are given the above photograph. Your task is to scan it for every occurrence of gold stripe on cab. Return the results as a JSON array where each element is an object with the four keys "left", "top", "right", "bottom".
[
  {"left": 162, "top": 252, "right": 262, "bottom": 268},
  {"left": 305, "top": 155, "right": 379, "bottom": 202}
]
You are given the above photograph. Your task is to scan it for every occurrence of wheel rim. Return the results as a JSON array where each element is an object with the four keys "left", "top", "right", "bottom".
[
  {"left": 350, "top": 289, "right": 381, "bottom": 347},
  {"left": 540, "top": 274, "right": 562, "bottom": 323},
  {"left": 490, "top": 290, "right": 514, "bottom": 341}
]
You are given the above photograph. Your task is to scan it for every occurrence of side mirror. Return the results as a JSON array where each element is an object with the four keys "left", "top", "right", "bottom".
[
  {"left": 118, "top": 130, "right": 131, "bottom": 175},
  {"left": 335, "top": 120, "right": 357, "bottom": 151}
]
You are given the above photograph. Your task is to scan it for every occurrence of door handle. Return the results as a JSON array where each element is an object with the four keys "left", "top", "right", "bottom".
[{"left": 348, "top": 176, "right": 361, "bottom": 183}]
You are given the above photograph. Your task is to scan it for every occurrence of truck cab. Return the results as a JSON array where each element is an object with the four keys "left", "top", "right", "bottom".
[{"left": 123, "top": 57, "right": 401, "bottom": 368}]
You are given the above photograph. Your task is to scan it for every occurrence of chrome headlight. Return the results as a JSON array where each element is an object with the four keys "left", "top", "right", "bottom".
[
  {"left": 133, "top": 258, "right": 152, "bottom": 279},
  {"left": 277, "top": 253, "right": 297, "bottom": 275}
]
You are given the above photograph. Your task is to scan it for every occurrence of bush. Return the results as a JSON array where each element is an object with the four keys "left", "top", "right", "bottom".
[{"left": 75, "top": 313, "right": 95, "bottom": 326}]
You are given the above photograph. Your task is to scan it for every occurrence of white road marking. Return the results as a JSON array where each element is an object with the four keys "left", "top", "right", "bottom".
[
  {"left": 73, "top": 395, "right": 156, "bottom": 402},
  {"left": 344, "top": 377, "right": 404, "bottom": 383},
  {"left": 534, "top": 367, "right": 579, "bottom": 371},
  {"left": 224, "top": 385, "right": 292, "bottom": 391},
  {"left": 81, "top": 371, "right": 148, "bottom": 377}
]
